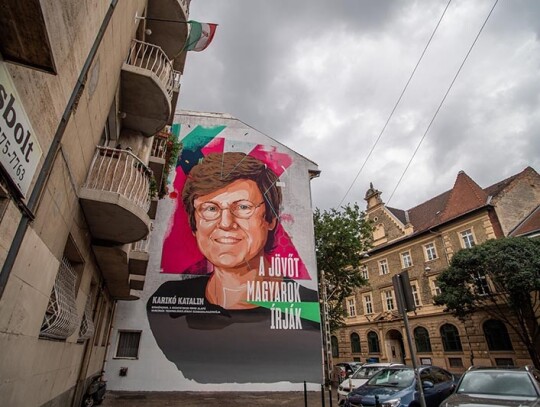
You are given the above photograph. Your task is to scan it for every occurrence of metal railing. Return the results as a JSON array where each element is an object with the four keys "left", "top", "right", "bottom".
[
  {"left": 151, "top": 133, "right": 169, "bottom": 159},
  {"left": 172, "top": 70, "right": 181, "bottom": 92},
  {"left": 180, "top": 0, "right": 191, "bottom": 15},
  {"left": 126, "top": 40, "right": 175, "bottom": 99},
  {"left": 83, "top": 146, "right": 152, "bottom": 213}
]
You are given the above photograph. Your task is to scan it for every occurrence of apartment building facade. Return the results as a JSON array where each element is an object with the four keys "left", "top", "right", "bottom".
[
  {"left": 0, "top": 1, "right": 190, "bottom": 405},
  {"left": 333, "top": 167, "right": 540, "bottom": 372}
]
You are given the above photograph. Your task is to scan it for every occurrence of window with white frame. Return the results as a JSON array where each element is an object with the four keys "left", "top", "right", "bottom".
[
  {"left": 460, "top": 229, "right": 476, "bottom": 248},
  {"left": 401, "top": 251, "right": 413, "bottom": 268},
  {"left": 382, "top": 289, "right": 395, "bottom": 311},
  {"left": 424, "top": 242, "right": 438, "bottom": 261},
  {"left": 347, "top": 297, "right": 357, "bottom": 317},
  {"left": 429, "top": 276, "right": 442, "bottom": 299},
  {"left": 411, "top": 282, "right": 422, "bottom": 307},
  {"left": 363, "top": 293, "right": 373, "bottom": 314},
  {"left": 473, "top": 270, "right": 491, "bottom": 295},
  {"left": 378, "top": 259, "right": 389, "bottom": 275},
  {"left": 360, "top": 265, "right": 369, "bottom": 280},
  {"left": 116, "top": 330, "right": 142, "bottom": 359}
]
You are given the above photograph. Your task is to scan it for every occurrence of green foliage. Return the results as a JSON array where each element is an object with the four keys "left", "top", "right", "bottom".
[
  {"left": 314, "top": 203, "right": 373, "bottom": 330},
  {"left": 435, "top": 237, "right": 540, "bottom": 315},
  {"left": 159, "top": 132, "right": 183, "bottom": 198},
  {"left": 435, "top": 237, "right": 540, "bottom": 367},
  {"left": 149, "top": 176, "right": 158, "bottom": 199}
]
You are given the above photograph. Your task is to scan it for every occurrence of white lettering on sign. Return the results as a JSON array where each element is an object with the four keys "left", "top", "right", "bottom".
[{"left": 0, "top": 63, "right": 43, "bottom": 197}]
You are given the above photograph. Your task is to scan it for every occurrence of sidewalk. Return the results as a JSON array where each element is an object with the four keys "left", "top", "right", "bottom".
[{"left": 101, "top": 388, "right": 340, "bottom": 407}]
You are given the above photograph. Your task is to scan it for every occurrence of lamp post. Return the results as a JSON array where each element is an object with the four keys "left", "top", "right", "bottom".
[{"left": 320, "top": 270, "right": 335, "bottom": 388}]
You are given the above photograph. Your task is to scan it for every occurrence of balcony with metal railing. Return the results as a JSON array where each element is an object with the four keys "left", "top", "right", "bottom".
[
  {"left": 120, "top": 40, "right": 181, "bottom": 136},
  {"left": 146, "top": 0, "right": 191, "bottom": 72},
  {"left": 79, "top": 146, "right": 152, "bottom": 244},
  {"left": 129, "top": 227, "right": 151, "bottom": 278},
  {"left": 148, "top": 131, "right": 169, "bottom": 195}
]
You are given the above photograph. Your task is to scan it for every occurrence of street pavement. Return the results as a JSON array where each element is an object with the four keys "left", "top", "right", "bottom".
[{"left": 101, "top": 388, "right": 340, "bottom": 407}]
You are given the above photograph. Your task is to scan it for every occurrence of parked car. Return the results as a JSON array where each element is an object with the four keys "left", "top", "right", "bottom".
[
  {"left": 332, "top": 362, "right": 363, "bottom": 384},
  {"left": 441, "top": 366, "right": 540, "bottom": 407},
  {"left": 344, "top": 365, "right": 456, "bottom": 407},
  {"left": 338, "top": 363, "right": 405, "bottom": 404}
]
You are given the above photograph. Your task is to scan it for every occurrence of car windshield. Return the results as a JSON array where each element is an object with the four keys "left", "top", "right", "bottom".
[
  {"left": 457, "top": 371, "right": 538, "bottom": 397},
  {"left": 366, "top": 368, "right": 415, "bottom": 389},
  {"left": 352, "top": 366, "right": 386, "bottom": 379}
]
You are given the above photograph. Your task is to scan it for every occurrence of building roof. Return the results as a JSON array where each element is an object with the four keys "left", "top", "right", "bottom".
[
  {"left": 387, "top": 207, "right": 408, "bottom": 225},
  {"left": 510, "top": 205, "right": 540, "bottom": 237},
  {"left": 402, "top": 170, "right": 489, "bottom": 234},
  {"left": 373, "top": 166, "right": 537, "bottom": 240}
]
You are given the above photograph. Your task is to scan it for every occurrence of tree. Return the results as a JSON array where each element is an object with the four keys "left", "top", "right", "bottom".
[
  {"left": 314, "top": 203, "right": 373, "bottom": 331},
  {"left": 434, "top": 237, "right": 540, "bottom": 368}
]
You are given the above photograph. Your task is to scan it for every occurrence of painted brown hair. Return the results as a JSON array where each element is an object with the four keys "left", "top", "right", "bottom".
[{"left": 182, "top": 152, "right": 282, "bottom": 252}]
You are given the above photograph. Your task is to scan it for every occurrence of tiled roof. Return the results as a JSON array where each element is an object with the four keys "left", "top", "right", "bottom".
[
  {"left": 510, "top": 205, "right": 540, "bottom": 237},
  {"left": 484, "top": 171, "right": 522, "bottom": 197},
  {"left": 394, "top": 167, "right": 534, "bottom": 233},
  {"left": 406, "top": 190, "right": 451, "bottom": 232},
  {"left": 387, "top": 207, "right": 408, "bottom": 225}
]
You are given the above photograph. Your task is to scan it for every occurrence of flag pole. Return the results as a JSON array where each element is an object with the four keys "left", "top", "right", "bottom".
[
  {"left": 136, "top": 17, "right": 190, "bottom": 24},
  {"left": 135, "top": 17, "right": 218, "bottom": 26}
]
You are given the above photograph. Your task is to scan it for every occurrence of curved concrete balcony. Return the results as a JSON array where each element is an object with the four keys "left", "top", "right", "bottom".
[
  {"left": 92, "top": 241, "right": 146, "bottom": 300},
  {"left": 146, "top": 0, "right": 190, "bottom": 70},
  {"left": 80, "top": 146, "right": 152, "bottom": 244},
  {"left": 129, "top": 228, "right": 151, "bottom": 277},
  {"left": 120, "top": 40, "right": 181, "bottom": 136}
]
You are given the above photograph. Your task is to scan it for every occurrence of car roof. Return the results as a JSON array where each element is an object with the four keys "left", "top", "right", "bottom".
[
  {"left": 467, "top": 365, "right": 534, "bottom": 372},
  {"left": 375, "top": 365, "right": 451, "bottom": 372},
  {"left": 362, "top": 363, "right": 404, "bottom": 367},
  {"left": 466, "top": 365, "right": 535, "bottom": 373}
]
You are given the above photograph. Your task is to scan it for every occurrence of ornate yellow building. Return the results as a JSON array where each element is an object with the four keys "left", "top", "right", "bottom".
[{"left": 333, "top": 167, "right": 540, "bottom": 373}]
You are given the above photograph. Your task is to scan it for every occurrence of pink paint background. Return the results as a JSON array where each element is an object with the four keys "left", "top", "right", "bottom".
[{"left": 161, "top": 141, "right": 311, "bottom": 281}]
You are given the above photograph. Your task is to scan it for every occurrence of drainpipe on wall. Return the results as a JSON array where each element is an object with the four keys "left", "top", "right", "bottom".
[{"left": 0, "top": 0, "right": 119, "bottom": 299}]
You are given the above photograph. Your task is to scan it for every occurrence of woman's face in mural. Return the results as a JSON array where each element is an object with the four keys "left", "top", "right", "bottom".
[{"left": 193, "top": 179, "right": 276, "bottom": 271}]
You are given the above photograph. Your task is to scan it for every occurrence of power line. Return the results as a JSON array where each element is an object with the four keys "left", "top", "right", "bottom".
[
  {"left": 337, "top": 0, "right": 453, "bottom": 208},
  {"left": 386, "top": 0, "right": 499, "bottom": 206}
]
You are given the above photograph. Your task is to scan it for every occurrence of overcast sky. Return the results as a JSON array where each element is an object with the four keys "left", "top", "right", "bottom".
[{"left": 178, "top": 0, "right": 540, "bottom": 211}]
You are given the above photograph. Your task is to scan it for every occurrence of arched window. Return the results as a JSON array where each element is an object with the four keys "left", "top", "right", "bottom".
[
  {"left": 367, "top": 331, "right": 380, "bottom": 353},
  {"left": 331, "top": 335, "right": 339, "bottom": 357},
  {"left": 414, "top": 326, "right": 432, "bottom": 353},
  {"left": 440, "top": 324, "right": 463, "bottom": 352},
  {"left": 373, "top": 223, "right": 385, "bottom": 240},
  {"left": 351, "top": 333, "right": 361, "bottom": 353},
  {"left": 483, "top": 319, "right": 513, "bottom": 351}
]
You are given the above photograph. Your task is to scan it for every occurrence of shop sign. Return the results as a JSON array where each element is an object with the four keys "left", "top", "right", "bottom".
[{"left": 0, "top": 62, "right": 43, "bottom": 197}]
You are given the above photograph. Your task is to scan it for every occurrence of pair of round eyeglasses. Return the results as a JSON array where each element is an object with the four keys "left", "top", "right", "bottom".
[{"left": 195, "top": 200, "right": 265, "bottom": 221}]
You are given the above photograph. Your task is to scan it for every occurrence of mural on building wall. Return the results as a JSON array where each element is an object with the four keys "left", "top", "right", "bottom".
[{"left": 147, "top": 124, "right": 322, "bottom": 384}]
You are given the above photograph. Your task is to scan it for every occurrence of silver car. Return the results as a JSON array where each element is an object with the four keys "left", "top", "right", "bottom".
[
  {"left": 441, "top": 366, "right": 540, "bottom": 407},
  {"left": 337, "top": 362, "right": 404, "bottom": 404}
]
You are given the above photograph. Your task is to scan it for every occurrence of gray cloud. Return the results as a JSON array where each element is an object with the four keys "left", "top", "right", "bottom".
[{"left": 179, "top": 0, "right": 540, "bottom": 211}]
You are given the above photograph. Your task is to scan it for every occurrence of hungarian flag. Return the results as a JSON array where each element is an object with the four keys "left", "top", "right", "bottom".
[{"left": 184, "top": 21, "right": 218, "bottom": 52}]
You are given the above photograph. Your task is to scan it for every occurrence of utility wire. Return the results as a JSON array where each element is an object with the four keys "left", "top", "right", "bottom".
[
  {"left": 337, "top": 0, "right": 453, "bottom": 207},
  {"left": 386, "top": 0, "right": 499, "bottom": 206}
]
